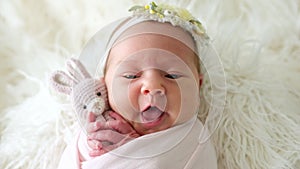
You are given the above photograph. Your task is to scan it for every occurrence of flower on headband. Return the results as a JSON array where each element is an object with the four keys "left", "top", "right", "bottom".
[{"left": 129, "top": 1, "right": 207, "bottom": 37}]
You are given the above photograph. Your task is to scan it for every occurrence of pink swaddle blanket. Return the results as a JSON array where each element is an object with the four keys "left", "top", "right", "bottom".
[{"left": 58, "top": 117, "right": 217, "bottom": 169}]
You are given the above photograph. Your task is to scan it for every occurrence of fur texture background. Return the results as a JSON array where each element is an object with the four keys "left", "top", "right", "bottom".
[{"left": 0, "top": 0, "right": 299, "bottom": 168}]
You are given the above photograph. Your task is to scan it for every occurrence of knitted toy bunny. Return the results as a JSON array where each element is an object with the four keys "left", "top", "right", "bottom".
[{"left": 50, "top": 58, "right": 110, "bottom": 132}]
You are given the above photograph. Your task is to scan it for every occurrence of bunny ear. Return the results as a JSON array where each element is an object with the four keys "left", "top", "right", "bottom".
[
  {"left": 50, "top": 70, "right": 76, "bottom": 95},
  {"left": 66, "top": 58, "right": 92, "bottom": 81}
]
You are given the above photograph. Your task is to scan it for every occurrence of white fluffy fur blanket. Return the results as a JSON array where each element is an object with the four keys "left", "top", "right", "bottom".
[{"left": 0, "top": 0, "right": 299, "bottom": 169}]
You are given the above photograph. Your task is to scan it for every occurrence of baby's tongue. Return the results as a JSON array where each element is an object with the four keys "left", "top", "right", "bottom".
[{"left": 142, "top": 107, "right": 163, "bottom": 122}]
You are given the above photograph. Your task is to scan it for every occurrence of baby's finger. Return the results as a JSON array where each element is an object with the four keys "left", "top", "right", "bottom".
[
  {"left": 108, "top": 111, "right": 126, "bottom": 122},
  {"left": 98, "top": 120, "right": 133, "bottom": 134},
  {"left": 129, "top": 131, "right": 140, "bottom": 138},
  {"left": 106, "top": 120, "right": 137, "bottom": 134},
  {"left": 101, "top": 144, "right": 116, "bottom": 153},
  {"left": 87, "top": 120, "right": 112, "bottom": 132},
  {"left": 87, "top": 139, "right": 102, "bottom": 150},
  {"left": 88, "top": 130, "right": 126, "bottom": 144},
  {"left": 87, "top": 120, "right": 118, "bottom": 133},
  {"left": 100, "top": 135, "right": 135, "bottom": 152},
  {"left": 89, "top": 149, "right": 108, "bottom": 157},
  {"left": 88, "top": 112, "right": 96, "bottom": 123},
  {"left": 103, "top": 111, "right": 114, "bottom": 121},
  {"left": 87, "top": 121, "right": 101, "bottom": 132}
]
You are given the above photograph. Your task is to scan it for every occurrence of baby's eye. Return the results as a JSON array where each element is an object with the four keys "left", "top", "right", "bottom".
[
  {"left": 123, "top": 74, "right": 139, "bottom": 79},
  {"left": 165, "top": 74, "right": 181, "bottom": 79}
]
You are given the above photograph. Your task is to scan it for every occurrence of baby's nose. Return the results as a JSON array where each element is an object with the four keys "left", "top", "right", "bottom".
[{"left": 141, "top": 70, "right": 165, "bottom": 96}]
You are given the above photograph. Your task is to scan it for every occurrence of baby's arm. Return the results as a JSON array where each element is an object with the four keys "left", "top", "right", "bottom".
[{"left": 86, "top": 111, "right": 140, "bottom": 157}]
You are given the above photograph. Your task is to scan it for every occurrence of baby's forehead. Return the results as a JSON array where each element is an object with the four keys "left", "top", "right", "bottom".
[
  {"left": 107, "top": 33, "right": 199, "bottom": 75},
  {"left": 116, "top": 48, "right": 187, "bottom": 65},
  {"left": 109, "top": 34, "right": 197, "bottom": 65}
]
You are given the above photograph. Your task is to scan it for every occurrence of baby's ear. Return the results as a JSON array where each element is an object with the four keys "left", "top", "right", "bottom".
[
  {"left": 50, "top": 70, "right": 75, "bottom": 95},
  {"left": 199, "top": 74, "right": 203, "bottom": 87}
]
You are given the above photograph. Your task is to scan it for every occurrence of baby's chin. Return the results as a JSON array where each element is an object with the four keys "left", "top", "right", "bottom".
[
  {"left": 133, "top": 124, "right": 170, "bottom": 135},
  {"left": 131, "top": 118, "right": 174, "bottom": 135}
]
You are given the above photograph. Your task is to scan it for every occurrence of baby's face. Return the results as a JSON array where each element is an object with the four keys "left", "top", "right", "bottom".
[{"left": 105, "top": 34, "right": 201, "bottom": 135}]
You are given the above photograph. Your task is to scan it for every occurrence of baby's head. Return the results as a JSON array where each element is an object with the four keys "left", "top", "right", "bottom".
[
  {"left": 80, "top": 2, "right": 217, "bottom": 135},
  {"left": 105, "top": 21, "right": 202, "bottom": 135}
]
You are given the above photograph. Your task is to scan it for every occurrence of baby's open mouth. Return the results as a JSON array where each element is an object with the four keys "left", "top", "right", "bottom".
[{"left": 141, "top": 106, "right": 164, "bottom": 123}]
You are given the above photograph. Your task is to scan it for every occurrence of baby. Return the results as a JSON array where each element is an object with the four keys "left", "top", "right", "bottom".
[{"left": 56, "top": 2, "right": 220, "bottom": 169}]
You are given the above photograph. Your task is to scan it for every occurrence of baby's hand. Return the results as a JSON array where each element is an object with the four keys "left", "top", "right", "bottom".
[{"left": 87, "top": 111, "right": 140, "bottom": 157}]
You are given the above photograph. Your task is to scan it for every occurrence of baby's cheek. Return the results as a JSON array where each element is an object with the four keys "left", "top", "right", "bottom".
[
  {"left": 175, "top": 80, "right": 200, "bottom": 124},
  {"left": 109, "top": 78, "right": 137, "bottom": 121}
]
